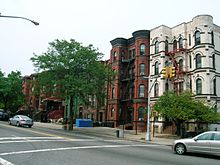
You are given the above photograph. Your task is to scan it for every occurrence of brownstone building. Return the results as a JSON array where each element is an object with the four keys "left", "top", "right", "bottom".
[{"left": 107, "top": 30, "right": 150, "bottom": 129}]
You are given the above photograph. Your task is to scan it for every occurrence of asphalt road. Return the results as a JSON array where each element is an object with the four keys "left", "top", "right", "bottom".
[{"left": 0, "top": 121, "right": 219, "bottom": 165}]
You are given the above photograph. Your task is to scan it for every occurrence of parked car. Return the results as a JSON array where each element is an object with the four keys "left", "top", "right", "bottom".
[
  {"left": 8, "top": 115, "right": 33, "bottom": 128},
  {"left": 0, "top": 109, "right": 9, "bottom": 121},
  {"left": 172, "top": 131, "right": 220, "bottom": 156}
]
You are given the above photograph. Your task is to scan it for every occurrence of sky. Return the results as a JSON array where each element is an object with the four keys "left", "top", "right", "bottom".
[{"left": 0, "top": 0, "right": 220, "bottom": 76}]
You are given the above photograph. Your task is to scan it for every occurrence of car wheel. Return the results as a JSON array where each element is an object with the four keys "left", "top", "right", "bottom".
[
  {"left": 175, "top": 143, "right": 186, "bottom": 155},
  {"left": 28, "top": 125, "right": 32, "bottom": 128},
  {"left": 16, "top": 122, "right": 20, "bottom": 127},
  {"left": 8, "top": 121, "right": 11, "bottom": 125}
]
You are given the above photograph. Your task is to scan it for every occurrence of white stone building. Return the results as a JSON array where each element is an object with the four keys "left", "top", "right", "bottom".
[{"left": 149, "top": 15, "right": 220, "bottom": 131}]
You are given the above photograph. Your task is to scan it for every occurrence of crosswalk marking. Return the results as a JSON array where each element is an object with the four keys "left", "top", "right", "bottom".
[{"left": 0, "top": 144, "right": 160, "bottom": 156}]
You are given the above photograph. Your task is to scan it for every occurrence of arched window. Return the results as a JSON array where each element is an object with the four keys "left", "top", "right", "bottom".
[
  {"left": 196, "top": 54, "right": 202, "bottom": 69},
  {"left": 140, "top": 44, "right": 145, "bottom": 55},
  {"left": 155, "top": 41, "right": 159, "bottom": 54},
  {"left": 196, "top": 78, "right": 202, "bottom": 94},
  {"left": 154, "top": 83, "right": 159, "bottom": 97},
  {"left": 139, "top": 64, "right": 145, "bottom": 75},
  {"left": 195, "top": 31, "right": 201, "bottom": 45},
  {"left": 139, "top": 85, "right": 145, "bottom": 97},
  {"left": 165, "top": 40, "right": 169, "bottom": 52},
  {"left": 213, "top": 78, "right": 216, "bottom": 95},
  {"left": 179, "top": 59, "right": 183, "bottom": 71},
  {"left": 113, "top": 51, "right": 117, "bottom": 63},
  {"left": 173, "top": 40, "right": 177, "bottom": 51},
  {"left": 212, "top": 54, "right": 215, "bottom": 69},
  {"left": 138, "top": 107, "right": 145, "bottom": 121},
  {"left": 154, "top": 61, "right": 159, "bottom": 75},
  {"left": 179, "top": 38, "right": 183, "bottom": 49}
]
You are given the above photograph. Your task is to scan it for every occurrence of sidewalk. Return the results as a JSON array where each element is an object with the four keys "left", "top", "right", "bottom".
[{"left": 34, "top": 122, "right": 179, "bottom": 146}]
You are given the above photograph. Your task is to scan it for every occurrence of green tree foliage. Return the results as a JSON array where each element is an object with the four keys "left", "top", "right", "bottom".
[
  {"left": 31, "top": 39, "right": 112, "bottom": 129},
  {"left": 31, "top": 39, "right": 109, "bottom": 98},
  {"left": 153, "top": 91, "right": 220, "bottom": 135},
  {"left": 0, "top": 70, "right": 26, "bottom": 114}
]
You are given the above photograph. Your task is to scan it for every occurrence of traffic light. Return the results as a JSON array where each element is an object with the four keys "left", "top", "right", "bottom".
[
  {"left": 161, "top": 67, "right": 168, "bottom": 78},
  {"left": 169, "top": 66, "right": 176, "bottom": 78}
]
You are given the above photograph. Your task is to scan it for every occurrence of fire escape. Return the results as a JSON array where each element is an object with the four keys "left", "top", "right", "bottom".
[
  {"left": 119, "top": 51, "right": 135, "bottom": 124},
  {"left": 165, "top": 48, "right": 189, "bottom": 93}
]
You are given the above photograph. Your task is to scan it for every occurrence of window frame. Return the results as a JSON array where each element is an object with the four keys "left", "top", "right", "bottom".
[
  {"left": 155, "top": 41, "right": 159, "bottom": 54},
  {"left": 196, "top": 54, "right": 202, "bottom": 69},
  {"left": 140, "top": 44, "right": 146, "bottom": 55},
  {"left": 195, "top": 31, "right": 201, "bottom": 45},
  {"left": 196, "top": 78, "right": 202, "bottom": 94},
  {"left": 139, "top": 84, "right": 145, "bottom": 98}
]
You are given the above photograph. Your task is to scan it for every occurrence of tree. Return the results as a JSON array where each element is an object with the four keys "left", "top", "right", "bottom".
[
  {"left": 31, "top": 39, "right": 111, "bottom": 130},
  {"left": 153, "top": 91, "right": 220, "bottom": 136},
  {"left": 0, "top": 70, "right": 26, "bottom": 114}
]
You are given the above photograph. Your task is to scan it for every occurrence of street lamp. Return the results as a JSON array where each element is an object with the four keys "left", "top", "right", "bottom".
[
  {"left": 143, "top": 76, "right": 158, "bottom": 141},
  {"left": 0, "top": 13, "right": 39, "bottom": 26}
]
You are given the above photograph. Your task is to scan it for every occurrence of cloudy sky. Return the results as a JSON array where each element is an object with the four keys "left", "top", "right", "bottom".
[{"left": 0, "top": 0, "right": 219, "bottom": 76}]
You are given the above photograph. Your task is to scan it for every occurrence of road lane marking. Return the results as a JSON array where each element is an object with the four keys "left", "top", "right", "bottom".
[
  {"left": 0, "top": 157, "right": 14, "bottom": 165},
  {"left": 0, "top": 139, "right": 97, "bottom": 144},
  {"left": 0, "top": 144, "right": 160, "bottom": 156},
  {"left": 0, "top": 137, "right": 63, "bottom": 140}
]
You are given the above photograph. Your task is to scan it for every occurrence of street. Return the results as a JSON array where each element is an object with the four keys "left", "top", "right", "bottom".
[{"left": 0, "top": 121, "right": 219, "bottom": 165}]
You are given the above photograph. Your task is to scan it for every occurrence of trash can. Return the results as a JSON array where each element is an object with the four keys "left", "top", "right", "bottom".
[{"left": 116, "top": 130, "right": 124, "bottom": 138}]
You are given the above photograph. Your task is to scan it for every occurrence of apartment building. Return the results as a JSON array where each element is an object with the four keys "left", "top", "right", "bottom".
[
  {"left": 108, "top": 15, "right": 220, "bottom": 130},
  {"left": 107, "top": 30, "right": 150, "bottom": 129}
]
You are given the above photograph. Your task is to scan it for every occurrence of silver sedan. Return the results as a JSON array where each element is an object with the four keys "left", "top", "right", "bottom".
[
  {"left": 8, "top": 115, "right": 33, "bottom": 128},
  {"left": 172, "top": 131, "right": 220, "bottom": 156}
]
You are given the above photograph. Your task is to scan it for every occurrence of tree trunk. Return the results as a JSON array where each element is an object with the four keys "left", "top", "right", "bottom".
[{"left": 68, "top": 95, "right": 74, "bottom": 131}]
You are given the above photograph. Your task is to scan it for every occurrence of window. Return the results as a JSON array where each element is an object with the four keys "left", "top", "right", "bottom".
[
  {"left": 165, "top": 40, "right": 169, "bottom": 52},
  {"left": 165, "top": 82, "right": 169, "bottom": 91},
  {"left": 154, "top": 61, "right": 159, "bottom": 75},
  {"left": 111, "top": 108, "right": 115, "bottom": 118},
  {"left": 195, "top": 31, "right": 201, "bottom": 45},
  {"left": 196, "top": 54, "right": 202, "bottom": 69},
  {"left": 212, "top": 54, "right": 215, "bottom": 69},
  {"left": 140, "top": 44, "right": 145, "bottom": 55},
  {"left": 112, "top": 87, "right": 115, "bottom": 99},
  {"left": 189, "top": 55, "right": 192, "bottom": 68},
  {"left": 179, "top": 59, "right": 183, "bottom": 71},
  {"left": 113, "top": 51, "right": 117, "bottom": 63},
  {"left": 214, "top": 79, "right": 216, "bottom": 95},
  {"left": 165, "top": 60, "right": 169, "bottom": 67},
  {"left": 179, "top": 38, "right": 183, "bottom": 49},
  {"left": 139, "top": 64, "right": 145, "bottom": 75},
  {"left": 189, "top": 79, "right": 192, "bottom": 92},
  {"left": 211, "top": 31, "right": 214, "bottom": 45},
  {"left": 213, "top": 133, "right": 220, "bottom": 140},
  {"left": 154, "top": 83, "right": 159, "bottom": 97},
  {"left": 139, "top": 85, "right": 145, "bottom": 97},
  {"left": 173, "top": 40, "right": 177, "bottom": 51},
  {"left": 189, "top": 34, "right": 191, "bottom": 46},
  {"left": 197, "top": 133, "right": 213, "bottom": 140},
  {"left": 179, "top": 82, "right": 184, "bottom": 93},
  {"left": 138, "top": 107, "right": 145, "bottom": 121},
  {"left": 196, "top": 78, "right": 202, "bottom": 94},
  {"left": 155, "top": 41, "right": 159, "bottom": 54}
]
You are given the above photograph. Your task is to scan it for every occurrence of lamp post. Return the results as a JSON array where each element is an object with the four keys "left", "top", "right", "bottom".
[
  {"left": 0, "top": 13, "right": 39, "bottom": 25},
  {"left": 143, "top": 76, "right": 158, "bottom": 141}
]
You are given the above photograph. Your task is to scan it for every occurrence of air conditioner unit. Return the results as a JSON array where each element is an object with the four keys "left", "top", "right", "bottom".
[{"left": 140, "top": 72, "right": 145, "bottom": 76}]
